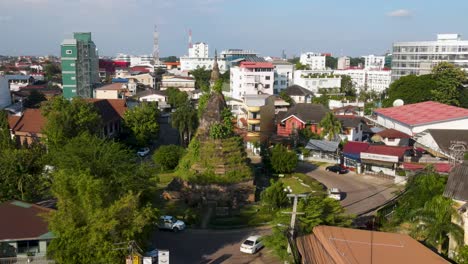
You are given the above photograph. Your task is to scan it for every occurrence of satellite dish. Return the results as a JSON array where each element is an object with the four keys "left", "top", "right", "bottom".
[{"left": 393, "top": 99, "right": 404, "bottom": 107}]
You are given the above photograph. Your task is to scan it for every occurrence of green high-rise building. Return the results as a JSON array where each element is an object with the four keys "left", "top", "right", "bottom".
[{"left": 61, "top": 32, "right": 99, "bottom": 99}]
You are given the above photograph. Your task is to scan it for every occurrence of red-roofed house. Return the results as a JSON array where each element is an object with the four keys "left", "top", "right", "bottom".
[
  {"left": 342, "top": 141, "right": 369, "bottom": 171},
  {"left": 372, "top": 128, "right": 411, "bottom": 146},
  {"left": 361, "top": 145, "right": 411, "bottom": 176},
  {"left": 373, "top": 101, "right": 468, "bottom": 136}
]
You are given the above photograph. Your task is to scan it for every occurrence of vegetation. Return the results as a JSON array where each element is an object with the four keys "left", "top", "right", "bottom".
[
  {"left": 209, "top": 108, "right": 233, "bottom": 139},
  {"left": 24, "top": 90, "right": 47, "bottom": 108},
  {"left": 325, "top": 56, "right": 337, "bottom": 69},
  {"left": 162, "top": 56, "right": 178, "bottom": 62},
  {"left": 319, "top": 112, "right": 342, "bottom": 140},
  {"left": 171, "top": 102, "right": 198, "bottom": 147},
  {"left": 197, "top": 93, "right": 210, "bottom": 118},
  {"left": 340, "top": 75, "right": 356, "bottom": 97},
  {"left": 295, "top": 62, "right": 310, "bottom": 70},
  {"left": 298, "top": 128, "right": 322, "bottom": 142},
  {"left": 279, "top": 90, "right": 294, "bottom": 105},
  {"left": 260, "top": 180, "right": 289, "bottom": 212},
  {"left": 190, "top": 67, "right": 211, "bottom": 91},
  {"left": 456, "top": 246, "right": 468, "bottom": 264},
  {"left": 123, "top": 102, "right": 160, "bottom": 147},
  {"left": 270, "top": 144, "right": 298, "bottom": 174},
  {"left": 166, "top": 87, "right": 189, "bottom": 108},
  {"left": 153, "top": 145, "right": 185, "bottom": 171},
  {"left": 44, "top": 62, "right": 61, "bottom": 83},
  {"left": 350, "top": 57, "right": 365, "bottom": 67}
]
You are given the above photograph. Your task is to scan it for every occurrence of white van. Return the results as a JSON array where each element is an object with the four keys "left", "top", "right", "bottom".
[{"left": 328, "top": 188, "right": 341, "bottom": 201}]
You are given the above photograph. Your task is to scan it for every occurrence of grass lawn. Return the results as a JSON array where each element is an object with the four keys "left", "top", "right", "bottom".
[
  {"left": 158, "top": 172, "right": 177, "bottom": 187},
  {"left": 279, "top": 173, "right": 325, "bottom": 194},
  {"left": 209, "top": 204, "right": 273, "bottom": 228}
]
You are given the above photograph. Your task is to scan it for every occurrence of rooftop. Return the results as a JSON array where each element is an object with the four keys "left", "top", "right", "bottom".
[
  {"left": 240, "top": 61, "right": 274, "bottom": 69},
  {"left": 374, "top": 101, "right": 468, "bottom": 126},
  {"left": 376, "top": 128, "right": 412, "bottom": 139},
  {"left": 8, "top": 109, "right": 45, "bottom": 134},
  {"left": 95, "top": 83, "right": 127, "bottom": 91},
  {"left": 284, "top": 85, "right": 314, "bottom": 96},
  {"left": 444, "top": 161, "right": 468, "bottom": 201},
  {"left": 343, "top": 141, "right": 369, "bottom": 154},
  {"left": 297, "top": 225, "right": 449, "bottom": 264},
  {"left": 281, "top": 103, "right": 329, "bottom": 124},
  {"left": 364, "top": 145, "right": 410, "bottom": 158}
]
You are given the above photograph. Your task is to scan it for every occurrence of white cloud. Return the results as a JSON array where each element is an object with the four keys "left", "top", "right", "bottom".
[{"left": 387, "top": 9, "right": 412, "bottom": 17}]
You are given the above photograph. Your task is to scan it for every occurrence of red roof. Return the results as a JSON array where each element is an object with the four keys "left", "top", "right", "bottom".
[
  {"left": 374, "top": 101, "right": 468, "bottom": 126},
  {"left": 376, "top": 128, "right": 411, "bottom": 139},
  {"left": 130, "top": 66, "right": 151, "bottom": 72},
  {"left": 403, "top": 162, "right": 452, "bottom": 173},
  {"left": 240, "top": 62, "right": 274, "bottom": 69},
  {"left": 164, "top": 62, "right": 180, "bottom": 66},
  {"left": 343, "top": 141, "right": 369, "bottom": 154},
  {"left": 10, "top": 109, "right": 46, "bottom": 134},
  {"left": 365, "top": 145, "right": 410, "bottom": 158}
]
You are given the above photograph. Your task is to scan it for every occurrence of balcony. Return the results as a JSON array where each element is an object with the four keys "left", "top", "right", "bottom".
[
  {"left": 247, "top": 119, "right": 260, "bottom": 125},
  {"left": 247, "top": 106, "right": 261, "bottom": 112}
]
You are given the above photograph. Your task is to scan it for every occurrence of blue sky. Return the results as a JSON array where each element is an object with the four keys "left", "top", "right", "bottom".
[{"left": 0, "top": 0, "right": 467, "bottom": 58}]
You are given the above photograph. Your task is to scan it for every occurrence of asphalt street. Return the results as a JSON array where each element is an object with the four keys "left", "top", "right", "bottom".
[
  {"left": 151, "top": 227, "right": 281, "bottom": 264},
  {"left": 297, "top": 162, "right": 399, "bottom": 216}
]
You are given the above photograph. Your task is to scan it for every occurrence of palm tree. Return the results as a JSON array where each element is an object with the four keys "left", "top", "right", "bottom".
[
  {"left": 319, "top": 112, "right": 342, "bottom": 141},
  {"left": 409, "top": 196, "right": 464, "bottom": 254},
  {"left": 171, "top": 103, "right": 198, "bottom": 147}
]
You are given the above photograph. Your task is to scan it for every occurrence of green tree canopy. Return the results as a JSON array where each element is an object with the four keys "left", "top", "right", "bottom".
[
  {"left": 319, "top": 112, "right": 342, "bottom": 141},
  {"left": 270, "top": 144, "right": 298, "bottom": 174},
  {"left": 153, "top": 145, "right": 186, "bottom": 171},
  {"left": 260, "top": 180, "right": 289, "bottom": 212},
  {"left": 166, "top": 87, "right": 189, "bottom": 108},
  {"left": 279, "top": 90, "right": 294, "bottom": 105},
  {"left": 383, "top": 75, "right": 437, "bottom": 107},
  {"left": 171, "top": 102, "right": 198, "bottom": 147},
  {"left": 44, "top": 62, "right": 61, "bottom": 82},
  {"left": 340, "top": 75, "right": 356, "bottom": 97},
  {"left": 190, "top": 67, "right": 211, "bottom": 91},
  {"left": 431, "top": 62, "right": 467, "bottom": 106},
  {"left": 163, "top": 56, "right": 178, "bottom": 62},
  {"left": 42, "top": 96, "right": 102, "bottom": 147},
  {"left": 24, "top": 90, "right": 47, "bottom": 108},
  {"left": 123, "top": 102, "right": 160, "bottom": 147},
  {"left": 325, "top": 56, "right": 337, "bottom": 69}
]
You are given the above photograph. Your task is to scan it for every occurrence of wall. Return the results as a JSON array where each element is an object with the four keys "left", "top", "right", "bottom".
[
  {"left": 375, "top": 115, "right": 468, "bottom": 136},
  {"left": 273, "top": 63, "right": 294, "bottom": 93},
  {"left": 293, "top": 70, "right": 341, "bottom": 94},
  {"left": 95, "top": 89, "right": 119, "bottom": 99},
  {"left": 180, "top": 57, "right": 228, "bottom": 73},
  {"left": 230, "top": 67, "right": 274, "bottom": 101},
  {"left": 277, "top": 116, "right": 320, "bottom": 137},
  {"left": 0, "top": 76, "right": 11, "bottom": 108}
]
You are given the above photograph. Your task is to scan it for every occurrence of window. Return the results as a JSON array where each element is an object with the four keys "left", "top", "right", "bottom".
[
  {"left": 66, "top": 50, "right": 72, "bottom": 55},
  {"left": 71, "top": 76, "right": 75, "bottom": 80},
  {"left": 70, "top": 63, "right": 75, "bottom": 67},
  {"left": 265, "top": 76, "right": 270, "bottom": 80},
  {"left": 265, "top": 84, "right": 270, "bottom": 88}
]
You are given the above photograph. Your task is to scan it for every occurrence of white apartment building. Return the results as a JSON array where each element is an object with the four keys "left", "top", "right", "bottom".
[
  {"left": 299, "top": 52, "right": 326, "bottom": 70},
  {"left": 334, "top": 69, "right": 391, "bottom": 93},
  {"left": 272, "top": 60, "right": 294, "bottom": 94},
  {"left": 392, "top": 33, "right": 468, "bottom": 81},
  {"left": 230, "top": 62, "right": 274, "bottom": 101},
  {"left": 180, "top": 57, "right": 228, "bottom": 73},
  {"left": 293, "top": 70, "right": 341, "bottom": 94},
  {"left": 114, "top": 53, "right": 153, "bottom": 67},
  {"left": 363, "top": 55, "right": 385, "bottom": 70},
  {"left": 337, "top": 56, "right": 350, "bottom": 70},
  {"left": 189, "top": 42, "right": 209, "bottom": 58}
]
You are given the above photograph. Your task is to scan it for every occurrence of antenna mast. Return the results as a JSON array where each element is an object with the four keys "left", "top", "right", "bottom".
[{"left": 153, "top": 25, "right": 160, "bottom": 66}]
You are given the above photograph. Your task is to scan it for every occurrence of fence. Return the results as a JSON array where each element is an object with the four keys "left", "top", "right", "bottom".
[{"left": 0, "top": 256, "right": 54, "bottom": 264}]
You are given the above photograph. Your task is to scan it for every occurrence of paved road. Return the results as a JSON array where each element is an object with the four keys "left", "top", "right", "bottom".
[
  {"left": 151, "top": 227, "right": 281, "bottom": 264},
  {"left": 297, "top": 162, "right": 399, "bottom": 216}
]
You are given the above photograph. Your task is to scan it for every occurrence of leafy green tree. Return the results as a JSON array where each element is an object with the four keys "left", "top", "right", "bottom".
[
  {"left": 24, "top": 90, "right": 47, "bottom": 108},
  {"left": 279, "top": 90, "right": 294, "bottom": 105},
  {"left": 190, "top": 67, "right": 211, "bottom": 90},
  {"left": 295, "top": 62, "right": 310, "bottom": 70},
  {"left": 350, "top": 57, "right": 365, "bottom": 67},
  {"left": 166, "top": 87, "right": 189, "bottom": 108},
  {"left": 209, "top": 107, "right": 233, "bottom": 140},
  {"left": 47, "top": 169, "right": 156, "bottom": 264},
  {"left": 383, "top": 75, "right": 437, "bottom": 107},
  {"left": 123, "top": 102, "right": 160, "bottom": 146},
  {"left": 44, "top": 62, "right": 61, "bottom": 82},
  {"left": 456, "top": 246, "right": 468, "bottom": 264},
  {"left": 0, "top": 111, "right": 13, "bottom": 149},
  {"left": 212, "top": 79, "right": 223, "bottom": 93},
  {"left": 298, "top": 128, "right": 322, "bottom": 142},
  {"left": 197, "top": 93, "right": 210, "bottom": 118},
  {"left": 270, "top": 144, "right": 298, "bottom": 174},
  {"left": 319, "top": 112, "right": 342, "bottom": 140},
  {"left": 312, "top": 94, "right": 329, "bottom": 108},
  {"left": 325, "top": 56, "right": 337, "bottom": 69},
  {"left": 42, "top": 96, "right": 102, "bottom": 148},
  {"left": 409, "top": 196, "right": 463, "bottom": 254},
  {"left": 163, "top": 56, "right": 178, "bottom": 62},
  {"left": 153, "top": 145, "right": 185, "bottom": 171},
  {"left": 171, "top": 103, "right": 198, "bottom": 146},
  {"left": 260, "top": 180, "right": 289, "bottom": 212},
  {"left": 431, "top": 62, "right": 467, "bottom": 106},
  {"left": 340, "top": 75, "right": 356, "bottom": 97}
]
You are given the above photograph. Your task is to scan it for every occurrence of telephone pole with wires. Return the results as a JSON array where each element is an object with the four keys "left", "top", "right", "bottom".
[
  {"left": 113, "top": 240, "right": 143, "bottom": 263},
  {"left": 282, "top": 194, "right": 307, "bottom": 254}
]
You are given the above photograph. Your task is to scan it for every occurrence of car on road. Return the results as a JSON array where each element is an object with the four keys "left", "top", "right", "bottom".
[
  {"left": 328, "top": 188, "right": 342, "bottom": 200},
  {"left": 240, "top": 235, "right": 263, "bottom": 254},
  {"left": 157, "top": 215, "right": 186, "bottom": 232},
  {"left": 325, "top": 165, "right": 348, "bottom": 174},
  {"left": 137, "top": 147, "right": 150, "bottom": 157}
]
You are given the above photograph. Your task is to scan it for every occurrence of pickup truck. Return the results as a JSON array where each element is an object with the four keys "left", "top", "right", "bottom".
[{"left": 157, "top": 215, "right": 186, "bottom": 232}]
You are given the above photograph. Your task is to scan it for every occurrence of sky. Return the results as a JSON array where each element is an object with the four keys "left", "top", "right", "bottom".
[{"left": 0, "top": 0, "right": 467, "bottom": 58}]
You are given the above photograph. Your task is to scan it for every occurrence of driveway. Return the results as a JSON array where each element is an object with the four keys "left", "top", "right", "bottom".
[
  {"left": 297, "top": 162, "right": 399, "bottom": 216},
  {"left": 151, "top": 227, "right": 281, "bottom": 264}
]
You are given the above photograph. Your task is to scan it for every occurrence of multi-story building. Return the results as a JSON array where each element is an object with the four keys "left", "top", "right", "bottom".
[
  {"left": 293, "top": 70, "right": 341, "bottom": 94},
  {"left": 180, "top": 56, "right": 228, "bottom": 73},
  {"left": 363, "top": 55, "right": 385, "bottom": 70},
  {"left": 334, "top": 68, "right": 391, "bottom": 93},
  {"left": 337, "top": 56, "right": 350, "bottom": 70},
  {"left": 272, "top": 60, "right": 294, "bottom": 93},
  {"left": 189, "top": 42, "right": 209, "bottom": 58},
  {"left": 230, "top": 62, "right": 274, "bottom": 101},
  {"left": 392, "top": 33, "right": 468, "bottom": 81},
  {"left": 61, "top": 32, "right": 100, "bottom": 99},
  {"left": 299, "top": 52, "right": 326, "bottom": 70},
  {"left": 114, "top": 53, "right": 153, "bottom": 67},
  {"left": 220, "top": 49, "right": 259, "bottom": 63},
  {"left": 0, "top": 76, "right": 11, "bottom": 109}
]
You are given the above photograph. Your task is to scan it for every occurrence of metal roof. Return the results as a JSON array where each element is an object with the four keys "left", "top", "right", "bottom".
[{"left": 305, "top": 139, "right": 339, "bottom": 152}]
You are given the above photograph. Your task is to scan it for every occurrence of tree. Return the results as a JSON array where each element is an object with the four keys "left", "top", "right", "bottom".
[
  {"left": 163, "top": 56, "right": 178, "bottom": 63},
  {"left": 325, "top": 56, "right": 337, "bottom": 69},
  {"left": 295, "top": 62, "right": 310, "bottom": 70},
  {"left": 260, "top": 180, "right": 289, "bottom": 212},
  {"left": 47, "top": 169, "right": 156, "bottom": 264},
  {"left": 409, "top": 196, "right": 463, "bottom": 254},
  {"left": 23, "top": 90, "right": 47, "bottom": 108},
  {"left": 431, "top": 62, "right": 467, "bottom": 106},
  {"left": 319, "top": 112, "right": 342, "bottom": 140},
  {"left": 383, "top": 75, "right": 437, "bottom": 107},
  {"left": 279, "top": 90, "right": 294, "bottom": 105},
  {"left": 44, "top": 62, "right": 61, "bottom": 82},
  {"left": 350, "top": 57, "right": 365, "bottom": 67},
  {"left": 456, "top": 246, "right": 468, "bottom": 264},
  {"left": 166, "top": 87, "right": 189, "bottom": 108},
  {"left": 298, "top": 128, "right": 322, "bottom": 142},
  {"left": 153, "top": 145, "right": 185, "bottom": 171},
  {"left": 197, "top": 93, "right": 210, "bottom": 118},
  {"left": 270, "top": 144, "right": 298, "bottom": 174},
  {"left": 340, "top": 75, "right": 356, "bottom": 97},
  {"left": 171, "top": 103, "right": 198, "bottom": 147},
  {"left": 190, "top": 67, "right": 211, "bottom": 90},
  {"left": 209, "top": 107, "right": 233, "bottom": 140},
  {"left": 42, "top": 96, "right": 102, "bottom": 148},
  {"left": 123, "top": 102, "right": 160, "bottom": 147}
]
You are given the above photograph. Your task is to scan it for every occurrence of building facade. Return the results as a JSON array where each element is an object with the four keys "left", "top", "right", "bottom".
[
  {"left": 392, "top": 33, "right": 468, "bottom": 81},
  {"left": 189, "top": 42, "right": 209, "bottom": 58},
  {"left": 272, "top": 60, "right": 294, "bottom": 93},
  {"left": 0, "top": 76, "right": 11, "bottom": 109},
  {"left": 61, "top": 32, "right": 100, "bottom": 99},
  {"left": 230, "top": 62, "right": 274, "bottom": 100},
  {"left": 293, "top": 70, "right": 341, "bottom": 94},
  {"left": 334, "top": 68, "right": 391, "bottom": 93},
  {"left": 337, "top": 56, "right": 350, "bottom": 70},
  {"left": 363, "top": 54, "right": 385, "bottom": 70},
  {"left": 299, "top": 52, "right": 326, "bottom": 70}
]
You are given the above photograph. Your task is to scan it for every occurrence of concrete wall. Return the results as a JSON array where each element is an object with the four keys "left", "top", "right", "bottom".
[
  {"left": 95, "top": 89, "right": 119, "bottom": 99},
  {"left": 0, "top": 76, "right": 11, "bottom": 109},
  {"left": 376, "top": 115, "right": 468, "bottom": 136}
]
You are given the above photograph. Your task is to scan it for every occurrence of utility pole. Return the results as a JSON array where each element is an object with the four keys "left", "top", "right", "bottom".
[{"left": 283, "top": 194, "right": 307, "bottom": 254}]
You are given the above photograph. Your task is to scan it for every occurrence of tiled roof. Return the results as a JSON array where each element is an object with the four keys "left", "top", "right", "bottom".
[
  {"left": 336, "top": 115, "right": 365, "bottom": 128},
  {"left": 305, "top": 139, "right": 339, "bottom": 152},
  {"left": 10, "top": 109, "right": 45, "bottom": 134},
  {"left": 284, "top": 85, "right": 314, "bottom": 96},
  {"left": 365, "top": 145, "right": 410, "bottom": 158},
  {"left": 297, "top": 225, "right": 449, "bottom": 264},
  {"left": 444, "top": 162, "right": 468, "bottom": 201},
  {"left": 87, "top": 99, "right": 127, "bottom": 120},
  {"left": 7, "top": 115, "right": 21, "bottom": 130},
  {"left": 0, "top": 201, "right": 53, "bottom": 241},
  {"left": 343, "top": 141, "right": 369, "bottom": 154},
  {"left": 281, "top": 103, "right": 329, "bottom": 124},
  {"left": 374, "top": 101, "right": 468, "bottom": 126},
  {"left": 239, "top": 61, "right": 274, "bottom": 69},
  {"left": 95, "top": 83, "right": 127, "bottom": 91},
  {"left": 403, "top": 162, "right": 452, "bottom": 173},
  {"left": 376, "top": 128, "right": 411, "bottom": 139}
]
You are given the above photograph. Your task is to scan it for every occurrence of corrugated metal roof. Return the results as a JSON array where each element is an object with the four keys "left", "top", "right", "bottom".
[{"left": 305, "top": 139, "right": 339, "bottom": 152}]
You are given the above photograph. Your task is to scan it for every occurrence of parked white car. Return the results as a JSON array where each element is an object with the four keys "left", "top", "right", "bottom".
[
  {"left": 137, "top": 147, "right": 150, "bottom": 157},
  {"left": 157, "top": 215, "right": 186, "bottom": 232},
  {"left": 328, "top": 188, "right": 341, "bottom": 200},
  {"left": 240, "top": 236, "right": 263, "bottom": 254}
]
